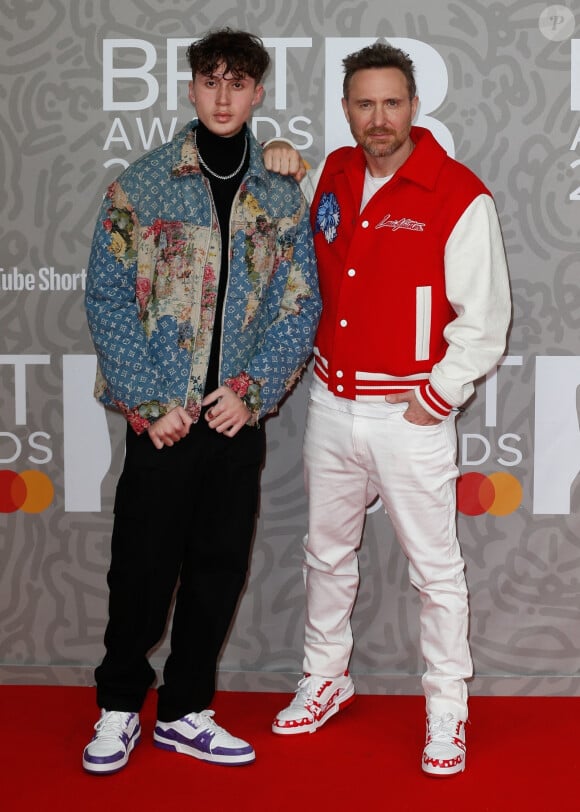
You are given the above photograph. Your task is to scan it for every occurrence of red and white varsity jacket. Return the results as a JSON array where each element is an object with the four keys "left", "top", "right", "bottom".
[{"left": 308, "top": 126, "right": 511, "bottom": 419}]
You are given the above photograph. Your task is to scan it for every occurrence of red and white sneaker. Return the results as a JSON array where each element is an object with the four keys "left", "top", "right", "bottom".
[
  {"left": 272, "top": 672, "right": 355, "bottom": 735},
  {"left": 422, "top": 713, "right": 467, "bottom": 776}
]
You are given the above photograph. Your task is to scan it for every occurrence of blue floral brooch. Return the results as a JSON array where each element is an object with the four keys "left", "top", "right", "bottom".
[{"left": 315, "top": 192, "right": 340, "bottom": 244}]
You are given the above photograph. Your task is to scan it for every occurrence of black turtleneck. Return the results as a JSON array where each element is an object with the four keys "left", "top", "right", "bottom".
[{"left": 195, "top": 121, "right": 250, "bottom": 397}]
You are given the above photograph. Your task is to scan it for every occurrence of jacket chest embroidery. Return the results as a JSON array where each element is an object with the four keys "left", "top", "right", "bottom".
[
  {"left": 376, "top": 213, "right": 426, "bottom": 232},
  {"left": 315, "top": 192, "right": 341, "bottom": 243}
]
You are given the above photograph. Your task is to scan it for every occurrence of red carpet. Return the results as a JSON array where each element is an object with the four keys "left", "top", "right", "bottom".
[{"left": 2, "top": 686, "right": 578, "bottom": 811}]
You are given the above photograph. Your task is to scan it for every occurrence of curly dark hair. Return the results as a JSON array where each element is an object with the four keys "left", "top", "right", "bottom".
[
  {"left": 186, "top": 28, "right": 270, "bottom": 83},
  {"left": 342, "top": 42, "right": 416, "bottom": 100}
]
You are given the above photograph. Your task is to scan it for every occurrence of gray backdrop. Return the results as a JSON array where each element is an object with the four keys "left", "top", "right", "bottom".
[{"left": 1, "top": 0, "right": 580, "bottom": 698}]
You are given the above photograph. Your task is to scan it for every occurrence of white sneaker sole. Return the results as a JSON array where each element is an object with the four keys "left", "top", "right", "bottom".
[{"left": 153, "top": 729, "right": 255, "bottom": 766}]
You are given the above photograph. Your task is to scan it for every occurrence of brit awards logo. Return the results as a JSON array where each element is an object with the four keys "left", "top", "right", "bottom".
[{"left": 0, "top": 355, "right": 111, "bottom": 514}]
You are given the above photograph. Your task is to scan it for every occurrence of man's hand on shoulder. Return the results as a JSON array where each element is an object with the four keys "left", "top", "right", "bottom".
[{"left": 263, "top": 139, "right": 307, "bottom": 182}]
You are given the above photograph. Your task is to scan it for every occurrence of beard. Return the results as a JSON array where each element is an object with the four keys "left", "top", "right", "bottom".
[
  {"left": 359, "top": 127, "right": 406, "bottom": 158},
  {"left": 355, "top": 126, "right": 408, "bottom": 158}
]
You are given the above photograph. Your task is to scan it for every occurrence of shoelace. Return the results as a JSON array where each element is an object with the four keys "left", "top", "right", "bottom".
[
  {"left": 94, "top": 711, "right": 132, "bottom": 741},
  {"left": 428, "top": 713, "right": 457, "bottom": 741},
  {"left": 289, "top": 676, "right": 321, "bottom": 709},
  {"left": 191, "top": 710, "right": 222, "bottom": 730},
  {"left": 187, "top": 710, "right": 227, "bottom": 735}
]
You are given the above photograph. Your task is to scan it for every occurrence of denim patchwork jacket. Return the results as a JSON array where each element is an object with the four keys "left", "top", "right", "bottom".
[{"left": 85, "top": 120, "right": 321, "bottom": 434}]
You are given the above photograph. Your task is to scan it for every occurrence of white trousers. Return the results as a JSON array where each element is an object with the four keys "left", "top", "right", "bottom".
[{"left": 302, "top": 399, "right": 472, "bottom": 719}]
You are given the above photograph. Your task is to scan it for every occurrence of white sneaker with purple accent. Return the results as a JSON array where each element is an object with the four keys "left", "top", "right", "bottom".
[
  {"left": 154, "top": 710, "right": 255, "bottom": 766},
  {"left": 82, "top": 709, "right": 141, "bottom": 774}
]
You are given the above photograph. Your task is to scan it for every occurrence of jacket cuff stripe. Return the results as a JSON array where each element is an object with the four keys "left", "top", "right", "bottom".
[{"left": 417, "top": 382, "right": 453, "bottom": 418}]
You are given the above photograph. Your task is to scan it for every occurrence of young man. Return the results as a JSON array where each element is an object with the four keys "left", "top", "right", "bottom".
[
  {"left": 83, "top": 28, "right": 320, "bottom": 774},
  {"left": 264, "top": 42, "right": 511, "bottom": 776}
]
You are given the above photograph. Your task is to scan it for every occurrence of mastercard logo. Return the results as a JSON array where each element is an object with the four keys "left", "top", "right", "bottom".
[
  {"left": 0, "top": 469, "right": 54, "bottom": 513},
  {"left": 457, "top": 471, "right": 522, "bottom": 516}
]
